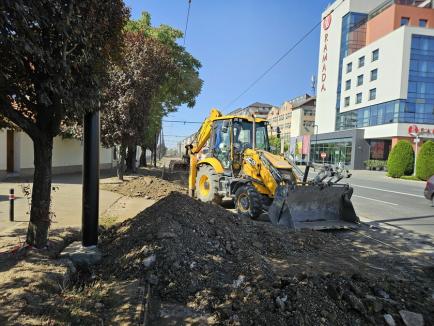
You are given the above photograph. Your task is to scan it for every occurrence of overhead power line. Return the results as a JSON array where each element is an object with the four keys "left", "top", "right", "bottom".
[
  {"left": 163, "top": 119, "right": 201, "bottom": 124},
  {"left": 164, "top": 134, "right": 191, "bottom": 138},
  {"left": 224, "top": 0, "right": 346, "bottom": 110},
  {"left": 183, "top": 0, "right": 192, "bottom": 46}
]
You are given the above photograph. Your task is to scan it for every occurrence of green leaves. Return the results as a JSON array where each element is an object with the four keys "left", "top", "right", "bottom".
[
  {"left": 101, "top": 12, "right": 202, "bottom": 150},
  {"left": 416, "top": 140, "right": 434, "bottom": 181},
  {"left": 0, "top": 0, "right": 129, "bottom": 137},
  {"left": 387, "top": 140, "right": 414, "bottom": 178}
]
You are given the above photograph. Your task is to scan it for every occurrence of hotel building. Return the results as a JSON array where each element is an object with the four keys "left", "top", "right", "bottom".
[{"left": 314, "top": 0, "right": 434, "bottom": 168}]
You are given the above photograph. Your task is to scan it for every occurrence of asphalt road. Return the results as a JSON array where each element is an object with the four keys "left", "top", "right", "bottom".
[{"left": 341, "top": 170, "right": 434, "bottom": 236}]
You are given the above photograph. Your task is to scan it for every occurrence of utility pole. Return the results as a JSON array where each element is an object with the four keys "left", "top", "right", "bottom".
[{"left": 82, "top": 111, "right": 100, "bottom": 247}]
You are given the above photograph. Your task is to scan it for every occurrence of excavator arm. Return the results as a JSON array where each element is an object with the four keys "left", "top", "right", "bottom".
[
  {"left": 189, "top": 108, "right": 222, "bottom": 154},
  {"left": 187, "top": 108, "right": 222, "bottom": 196}
]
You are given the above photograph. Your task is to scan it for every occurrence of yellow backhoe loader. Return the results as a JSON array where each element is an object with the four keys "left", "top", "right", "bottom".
[{"left": 185, "top": 108, "right": 359, "bottom": 230}]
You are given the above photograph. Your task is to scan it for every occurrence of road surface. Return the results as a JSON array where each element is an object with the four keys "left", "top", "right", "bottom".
[{"left": 337, "top": 170, "right": 433, "bottom": 237}]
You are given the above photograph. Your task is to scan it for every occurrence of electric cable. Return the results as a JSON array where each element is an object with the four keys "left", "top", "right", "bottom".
[
  {"left": 183, "top": 0, "right": 192, "bottom": 46},
  {"left": 224, "top": 0, "right": 346, "bottom": 110}
]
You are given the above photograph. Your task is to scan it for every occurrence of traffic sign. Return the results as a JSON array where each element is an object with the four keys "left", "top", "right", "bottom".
[{"left": 320, "top": 152, "right": 327, "bottom": 159}]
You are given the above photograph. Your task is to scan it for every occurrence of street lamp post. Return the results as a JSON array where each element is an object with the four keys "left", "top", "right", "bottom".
[
  {"left": 410, "top": 132, "right": 420, "bottom": 176},
  {"left": 314, "top": 124, "right": 319, "bottom": 163}
]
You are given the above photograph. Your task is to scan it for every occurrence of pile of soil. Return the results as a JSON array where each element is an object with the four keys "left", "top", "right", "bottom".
[
  {"left": 100, "top": 192, "right": 434, "bottom": 325},
  {"left": 101, "top": 175, "right": 187, "bottom": 200}
]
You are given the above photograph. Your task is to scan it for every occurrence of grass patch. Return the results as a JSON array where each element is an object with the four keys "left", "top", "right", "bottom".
[
  {"left": 400, "top": 175, "right": 422, "bottom": 181},
  {"left": 100, "top": 215, "right": 120, "bottom": 228}
]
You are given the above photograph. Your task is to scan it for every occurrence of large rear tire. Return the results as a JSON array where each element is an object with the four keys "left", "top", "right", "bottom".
[
  {"left": 235, "top": 184, "right": 263, "bottom": 219},
  {"left": 195, "top": 165, "right": 222, "bottom": 204}
]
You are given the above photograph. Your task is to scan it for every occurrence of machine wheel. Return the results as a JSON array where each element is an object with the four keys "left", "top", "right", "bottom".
[
  {"left": 195, "top": 165, "right": 222, "bottom": 204},
  {"left": 235, "top": 184, "right": 263, "bottom": 220}
]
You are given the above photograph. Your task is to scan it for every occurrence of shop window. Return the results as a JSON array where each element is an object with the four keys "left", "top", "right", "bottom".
[
  {"left": 356, "top": 93, "right": 362, "bottom": 104},
  {"left": 345, "top": 79, "right": 351, "bottom": 90},
  {"left": 372, "top": 49, "right": 379, "bottom": 61},
  {"left": 347, "top": 62, "right": 352, "bottom": 73},
  {"left": 369, "top": 88, "right": 377, "bottom": 101},
  {"left": 401, "top": 17, "right": 409, "bottom": 26},
  {"left": 357, "top": 74, "right": 363, "bottom": 86},
  {"left": 344, "top": 96, "right": 350, "bottom": 107},
  {"left": 370, "top": 69, "right": 378, "bottom": 81},
  {"left": 419, "top": 19, "right": 427, "bottom": 28},
  {"left": 358, "top": 56, "right": 365, "bottom": 68}
]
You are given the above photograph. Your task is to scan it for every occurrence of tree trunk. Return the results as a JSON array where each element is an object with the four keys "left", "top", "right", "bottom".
[
  {"left": 126, "top": 145, "right": 137, "bottom": 173},
  {"left": 153, "top": 145, "right": 157, "bottom": 167},
  {"left": 117, "top": 144, "right": 126, "bottom": 181},
  {"left": 26, "top": 137, "right": 53, "bottom": 248},
  {"left": 140, "top": 146, "right": 147, "bottom": 167}
]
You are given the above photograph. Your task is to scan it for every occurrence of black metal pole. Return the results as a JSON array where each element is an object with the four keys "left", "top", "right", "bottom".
[
  {"left": 82, "top": 111, "right": 100, "bottom": 247},
  {"left": 9, "top": 188, "right": 14, "bottom": 222}
]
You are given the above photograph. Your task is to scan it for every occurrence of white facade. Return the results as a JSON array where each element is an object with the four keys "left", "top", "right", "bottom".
[
  {"left": 0, "top": 130, "right": 114, "bottom": 178},
  {"left": 340, "top": 27, "right": 408, "bottom": 112},
  {"left": 316, "top": 0, "right": 382, "bottom": 134},
  {"left": 316, "top": 0, "right": 434, "bottom": 139},
  {"left": 340, "top": 26, "right": 434, "bottom": 120}
]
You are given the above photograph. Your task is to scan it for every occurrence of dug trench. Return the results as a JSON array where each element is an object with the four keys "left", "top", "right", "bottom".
[{"left": 93, "top": 172, "right": 433, "bottom": 325}]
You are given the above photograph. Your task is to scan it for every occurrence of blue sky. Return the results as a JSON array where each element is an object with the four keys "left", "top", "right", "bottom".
[{"left": 124, "top": 0, "right": 332, "bottom": 148}]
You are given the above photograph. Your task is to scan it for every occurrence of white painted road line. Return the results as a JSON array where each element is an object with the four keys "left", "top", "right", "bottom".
[
  {"left": 353, "top": 195, "right": 399, "bottom": 206},
  {"left": 351, "top": 184, "right": 425, "bottom": 198}
]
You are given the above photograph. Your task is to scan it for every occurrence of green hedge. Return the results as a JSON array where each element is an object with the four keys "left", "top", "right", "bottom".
[
  {"left": 364, "top": 160, "right": 387, "bottom": 170},
  {"left": 387, "top": 140, "right": 414, "bottom": 178},
  {"left": 416, "top": 140, "right": 434, "bottom": 181}
]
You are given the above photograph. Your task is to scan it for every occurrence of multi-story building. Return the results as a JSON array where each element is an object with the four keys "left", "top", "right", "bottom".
[
  {"left": 228, "top": 102, "right": 273, "bottom": 119},
  {"left": 267, "top": 94, "right": 316, "bottom": 138},
  {"left": 267, "top": 102, "right": 293, "bottom": 141},
  {"left": 314, "top": 0, "right": 434, "bottom": 168}
]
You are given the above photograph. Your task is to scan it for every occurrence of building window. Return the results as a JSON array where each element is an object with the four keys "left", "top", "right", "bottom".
[
  {"left": 344, "top": 96, "right": 350, "bottom": 107},
  {"left": 401, "top": 17, "right": 410, "bottom": 26},
  {"left": 370, "top": 69, "right": 378, "bottom": 81},
  {"left": 372, "top": 49, "right": 379, "bottom": 61},
  {"left": 357, "top": 74, "right": 363, "bottom": 86},
  {"left": 347, "top": 62, "right": 352, "bottom": 73},
  {"left": 419, "top": 19, "right": 427, "bottom": 28},
  {"left": 358, "top": 56, "right": 365, "bottom": 68},
  {"left": 369, "top": 88, "right": 376, "bottom": 101},
  {"left": 356, "top": 93, "right": 362, "bottom": 104},
  {"left": 345, "top": 79, "right": 351, "bottom": 90}
]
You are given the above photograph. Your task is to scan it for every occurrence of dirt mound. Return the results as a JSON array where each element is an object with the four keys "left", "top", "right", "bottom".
[
  {"left": 100, "top": 192, "right": 434, "bottom": 325},
  {"left": 101, "top": 176, "right": 187, "bottom": 200}
]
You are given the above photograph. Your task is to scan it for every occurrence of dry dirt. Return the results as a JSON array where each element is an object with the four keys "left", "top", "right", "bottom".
[
  {"left": 101, "top": 175, "right": 187, "bottom": 200},
  {"left": 98, "top": 192, "right": 434, "bottom": 326},
  {"left": 1, "top": 173, "right": 433, "bottom": 325}
]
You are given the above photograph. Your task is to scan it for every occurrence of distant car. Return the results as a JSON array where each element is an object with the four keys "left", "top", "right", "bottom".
[{"left": 424, "top": 175, "right": 434, "bottom": 206}]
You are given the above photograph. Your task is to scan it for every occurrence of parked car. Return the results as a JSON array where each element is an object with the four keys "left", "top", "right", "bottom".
[{"left": 424, "top": 175, "right": 434, "bottom": 206}]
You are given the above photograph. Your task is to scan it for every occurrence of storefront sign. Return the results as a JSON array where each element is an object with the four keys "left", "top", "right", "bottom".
[
  {"left": 320, "top": 14, "right": 332, "bottom": 92},
  {"left": 408, "top": 124, "right": 434, "bottom": 138}
]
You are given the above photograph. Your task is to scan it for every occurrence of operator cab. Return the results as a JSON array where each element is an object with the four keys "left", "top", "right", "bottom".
[{"left": 209, "top": 117, "right": 270, "bottom": 174}]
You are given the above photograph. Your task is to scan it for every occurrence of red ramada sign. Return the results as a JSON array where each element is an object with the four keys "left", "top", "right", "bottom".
[
  {"left": 321, "top": 14, "right": 332, "bottom": 92},
  {"left": 408, "top": 124, "right": 434, "bottom": 137}
]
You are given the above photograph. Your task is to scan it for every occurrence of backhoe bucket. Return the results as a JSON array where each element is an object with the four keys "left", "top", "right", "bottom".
[{"left": 268, "top": 184, "right": 359, "bottom": 230}]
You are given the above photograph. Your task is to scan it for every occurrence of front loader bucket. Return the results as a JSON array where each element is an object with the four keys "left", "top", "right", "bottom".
[{"left": 268, "top": 184, "right": 359, "bottom": 230}]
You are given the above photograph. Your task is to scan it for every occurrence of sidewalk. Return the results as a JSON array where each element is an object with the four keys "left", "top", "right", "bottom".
[{"left": 0, "top": 173, "right": 155, "bottom": 237}]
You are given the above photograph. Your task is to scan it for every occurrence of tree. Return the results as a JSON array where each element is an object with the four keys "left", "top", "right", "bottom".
[
  {"left": 416, "top": 140, "right": 434, "bottom": 181},
  {"left": 101, "top": 12, "right": 202, "bottom": 178},
  {"left": 100, "top": 32, "right": 174, "bottom": 179},
  {"left": 0, "top": 1, "right": 129, "bottom": 247},
  {"left": 387, "top": 140, "right": 414, "bottom": 178}
]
